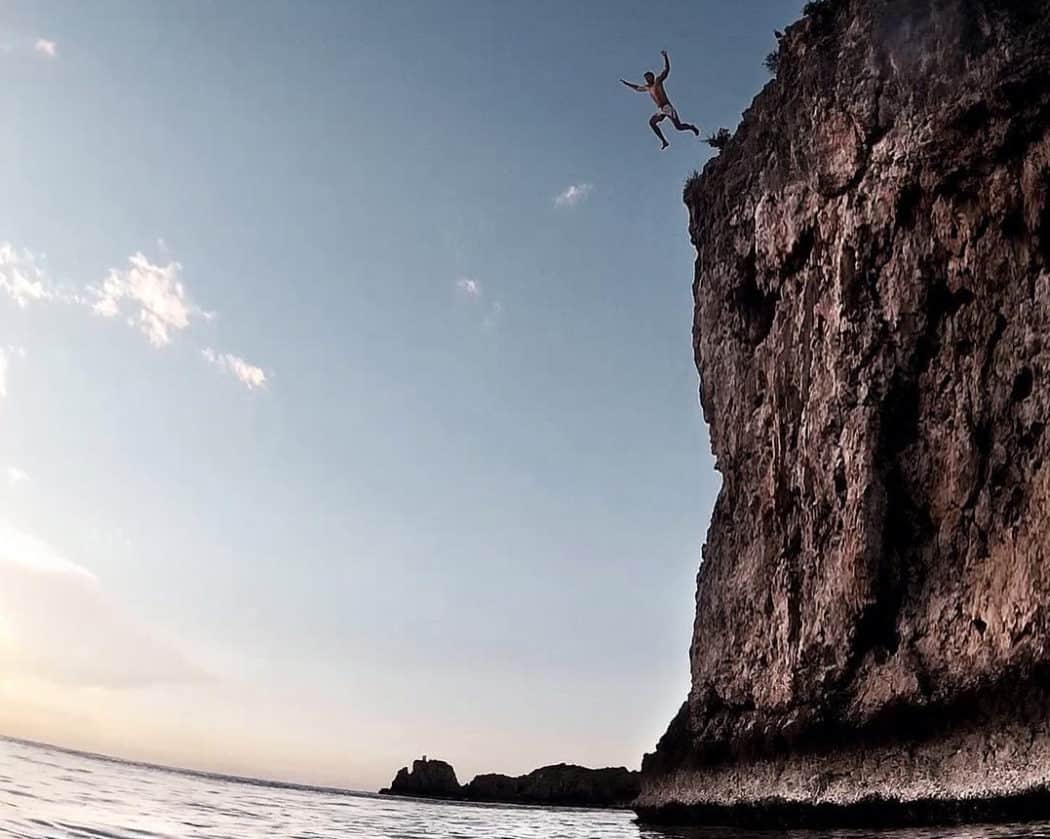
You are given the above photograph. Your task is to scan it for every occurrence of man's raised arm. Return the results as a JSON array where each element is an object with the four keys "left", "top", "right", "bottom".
[
  {"left": 658, "top": 50, "right": 670, "bottom": 82},
  {"left": 620, "top": 79, "right": 646, "bottom": 92}
]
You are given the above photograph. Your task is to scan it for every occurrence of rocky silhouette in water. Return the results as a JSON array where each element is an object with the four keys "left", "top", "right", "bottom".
[
  {"left": 381, "top": 757, "right": 461, "bottom": 799},
  {"left": 637, "top": 0, "right": 1050, "bottom": 828},
  {"left": 381, "top": 757, "right": 640, "bottom": 809}
]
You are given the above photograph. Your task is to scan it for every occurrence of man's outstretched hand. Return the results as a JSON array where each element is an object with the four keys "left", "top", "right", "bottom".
[{"left": 661, "top": 49, "right": 668, "bottom": 57}]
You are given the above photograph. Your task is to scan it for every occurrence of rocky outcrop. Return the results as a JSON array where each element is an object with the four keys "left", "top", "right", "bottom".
[
  {"left": 380, "top": 758, "right": 640, "bottom": 809},
  {"left": 637, "top": 0, "right": 1050, "bottom": 827},
  {"left": 380, "top": 757, "right": 461, "bottom": 799},
  {"left": 465, "top": 764, "right": 640, "bottom": 808}
]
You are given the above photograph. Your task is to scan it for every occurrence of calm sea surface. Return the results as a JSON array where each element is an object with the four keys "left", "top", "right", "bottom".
[{"left": 5, "top": 738, "right": 1050, "bottom": 839}]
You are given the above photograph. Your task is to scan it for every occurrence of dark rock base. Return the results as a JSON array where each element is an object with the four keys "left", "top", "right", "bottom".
[
  {"left": 636, "top": 694, "right": 1050, "bottom": 828},
  {"left": 635, "top": 791, "right": 1050, "bottom": 831}
]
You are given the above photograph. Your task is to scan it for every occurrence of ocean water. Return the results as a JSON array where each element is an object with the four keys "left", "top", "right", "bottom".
[
  {"left": 0, "top": 737, "right": 654, "bottom": 839},
  {"left": 4, "top": 738, "right": 1050, "bottom": 839}
]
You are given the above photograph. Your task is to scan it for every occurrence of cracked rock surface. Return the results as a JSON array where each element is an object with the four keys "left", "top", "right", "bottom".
[{"left": 637, "top": 0, "right": 1050, "bottom": 826}]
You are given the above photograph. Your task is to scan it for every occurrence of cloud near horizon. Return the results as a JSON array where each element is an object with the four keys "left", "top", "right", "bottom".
[
  {"left": 0, "top": 520, "right": 206, "bottom": 690},
  {"left": 202, "top": 348, "right": 267, "bottom": 390},
  {"left": 554, "top": 183, "right": 592, "bottom": 208},
  {"left": 6, "top": 467, "right": 29, "bottom": 487}
]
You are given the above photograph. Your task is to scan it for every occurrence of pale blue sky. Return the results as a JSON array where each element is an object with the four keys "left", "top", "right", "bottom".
[{"left": 0, "top": 0, "right": 800, "bottom": 789}]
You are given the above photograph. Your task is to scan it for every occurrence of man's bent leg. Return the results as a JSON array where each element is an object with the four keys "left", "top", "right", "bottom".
[
  {"left": 650, "top": 114, "right": 669, "bottom": 148},
  {"left": 672, "top": 115, "right": 700, "bottom": 136}
]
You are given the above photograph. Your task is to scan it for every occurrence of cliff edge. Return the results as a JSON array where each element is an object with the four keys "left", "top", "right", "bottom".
[{"left": 637, "top": 0, "right": 1050, "bottom": 827}]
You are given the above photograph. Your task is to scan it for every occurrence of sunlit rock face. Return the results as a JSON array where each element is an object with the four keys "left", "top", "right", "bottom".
[{"left": 637, "top": 0, "right": 1050, "bottom": 826}]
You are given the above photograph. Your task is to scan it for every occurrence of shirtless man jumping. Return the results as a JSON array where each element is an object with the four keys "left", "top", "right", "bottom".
[{"left": 621, "top": 50, "right": 699, "bottom": 150}]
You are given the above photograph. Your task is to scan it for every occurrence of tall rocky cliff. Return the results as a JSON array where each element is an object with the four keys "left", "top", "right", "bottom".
[{"left": 637, "top": 0, "right": 1050, "bottom": 826}]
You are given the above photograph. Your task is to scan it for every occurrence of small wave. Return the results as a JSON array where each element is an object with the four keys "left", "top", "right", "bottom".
[
  {"left": 1, "top": 788, "right": 38, "bottom": 800},
  {"left": 55, "top": 821, "right": 133, "bottom": 839}
]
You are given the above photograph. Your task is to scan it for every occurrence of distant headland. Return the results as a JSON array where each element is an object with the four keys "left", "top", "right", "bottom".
[{"left": 380, "top": 756, "right": 640, "bottom": 809}]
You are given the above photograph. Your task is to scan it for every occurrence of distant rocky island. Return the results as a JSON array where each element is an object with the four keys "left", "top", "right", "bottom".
[{"left": 380, "top": 756, "right": 640, "bottom": 809}]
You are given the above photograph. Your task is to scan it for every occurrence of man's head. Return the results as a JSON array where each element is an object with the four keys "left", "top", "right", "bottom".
[{"left": 644, "top": 71, "right": 656, "bottom": 85}]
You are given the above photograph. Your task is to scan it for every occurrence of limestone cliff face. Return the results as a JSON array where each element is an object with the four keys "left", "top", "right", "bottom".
[{"left": 637, "top": 0, "right": 1050, "bottom": 826}]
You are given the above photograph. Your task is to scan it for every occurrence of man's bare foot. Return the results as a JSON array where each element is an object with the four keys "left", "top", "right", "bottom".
[{"left": 661, "top": 142, "right": 670, "bottom": 150}]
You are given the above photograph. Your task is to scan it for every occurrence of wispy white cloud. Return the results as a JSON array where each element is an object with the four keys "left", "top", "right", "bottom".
[
  {"left": 456, "top": 277, "right": 503, "bottom": 330},
  {"left": 6, "top": 467, "right": 28, "bottom": 487},
  {"left": 0, "top": 243, "right": 207, "bottom": 344},
  {"left": 0, "top": 240, "right": 269, "bottom": 393},
  {"left": 456, "top": 277, "right": 481, "bottom": 298},
  {"left": 202, "top": 348, "right": 267, "bottom": 391},
  {"left": 0, "top": 522, "right": 90, "bottom": 581},
  {"left": 34, "top": 39, "right": 57, "bottom": 59},
  {"left": 554, "top": 183, "right": 593, "bottom": 208},
  {"left": 0, "top": 244, "right": 52, "bottom": 307},
  {"left": 91, "top": 253, "right": 204, "bottom": 348},
  {"left": 0, "top": 244, "right": 84, "bottom": 308},
  {"left": 0, "top": 520, "right": 205, "bottom": 689}
]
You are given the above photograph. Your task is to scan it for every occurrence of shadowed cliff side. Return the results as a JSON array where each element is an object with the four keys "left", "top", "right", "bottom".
[{"left": 637, "top": 0, "right": 1050, "bottom": 827}]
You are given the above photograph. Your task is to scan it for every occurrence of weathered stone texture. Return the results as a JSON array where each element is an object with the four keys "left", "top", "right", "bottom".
[{"left": 638, "top": 0, "right": 1050, "bottom": 825}]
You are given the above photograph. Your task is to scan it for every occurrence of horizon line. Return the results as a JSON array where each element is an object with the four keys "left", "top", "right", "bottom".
[{"left": 0, "top": 734, "right": 373, "bottom": 799}]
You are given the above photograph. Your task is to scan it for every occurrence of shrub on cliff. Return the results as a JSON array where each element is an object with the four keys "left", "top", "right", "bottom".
[
  {"left": 684, "top": 170, "right": 701, "bottom": 202},
  {"left": 705, "top": 128, "right": 733, "bottom": 152}
]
